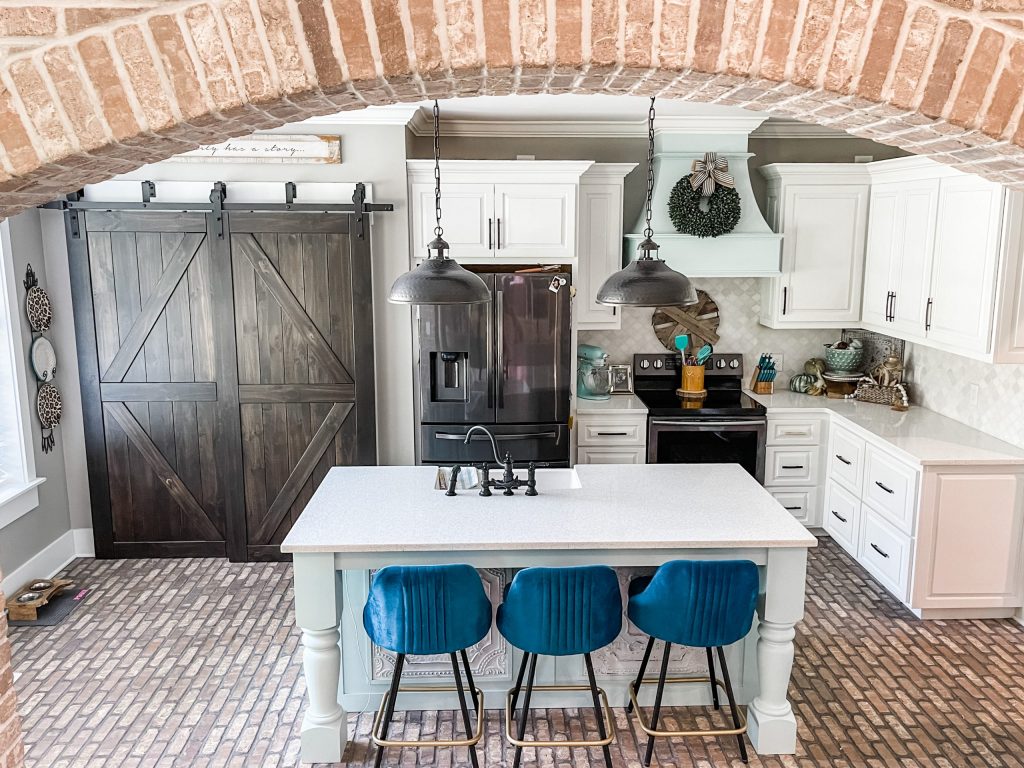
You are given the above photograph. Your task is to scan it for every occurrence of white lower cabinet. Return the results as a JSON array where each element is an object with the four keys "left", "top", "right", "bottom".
[
  {"left": 858, "top": 507, "right": 912, "bottom": 602},
  {"left": 823, "top": 480, "right": 860, "bottom": 556},
  {"left": 575, "top": 412, "right": 647, "bottom": 465},
  {"left": 765, "top": 415, "right": 825, "bottom": 526}
]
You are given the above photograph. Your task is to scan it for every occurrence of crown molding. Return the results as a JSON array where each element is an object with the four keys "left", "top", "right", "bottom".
[
  {"left": 749, "top": 118, "right": 856, "bottom": 139},
  {"left": 296, "top": 105, "right": 421, "bottom": 126}
]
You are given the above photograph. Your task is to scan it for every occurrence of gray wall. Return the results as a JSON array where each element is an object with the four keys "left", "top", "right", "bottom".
[{"left": 1, "top": 210, "right": 74, "bottom": 576}]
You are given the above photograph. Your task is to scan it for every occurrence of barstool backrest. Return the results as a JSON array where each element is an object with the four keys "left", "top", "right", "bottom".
[
  {"left": 498, "top": 565, "right": 622, "bottom": 656},
  {"left": 628, "top": 560, "right": 759, "bottom": 648},
  {"left": 363, "top": 564, "right": 492, "bottom": 656}
]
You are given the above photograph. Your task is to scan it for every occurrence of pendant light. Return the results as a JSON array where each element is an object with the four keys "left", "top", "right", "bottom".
[
  {"left": 596, "top": 98, "right": 698, "bottom": 308},
  {"left": 388, "top": 101, "right": 491, "bottom": 305}
]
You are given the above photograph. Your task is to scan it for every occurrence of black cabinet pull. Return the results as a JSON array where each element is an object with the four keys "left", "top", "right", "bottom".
[
  {"left": 782, "top": 465, "right": 804, "bottom": 470},
  {"left": 784, "top": 505, "right": 802, "bottom": 511},
  {"left": 497, "top": 218, "right": 502, "bottom": 249},
  {"left": 782, "top": 286, "right": 788, "bottom": 315},
  {"left": 835, "top": 454, "right": 852, "bottom": 466},
  {"left": 488, "top": 217, "right": 493, "bottom": 249},
  {"left": 870, "top": 543, "right": 890, "bottom": 559},
  {"left": 875, "top": 480, "right": 895, "bottom": 494},
  {"left": 925, "top": 297, "right": 933, "bottom": 331},
  {"left": 831, "top": 510, "right": 847, "bottom": 523},
  {"left": 890, "top": 292, "right": 897, "bottom": 322},
  {"left": 596, "top": 431, "right": 629, "bottom": 436}
]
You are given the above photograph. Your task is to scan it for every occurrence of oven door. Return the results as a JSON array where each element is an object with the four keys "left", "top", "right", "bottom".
[{"left": 648, "top": 419, "right": 767, "bottom": 484}]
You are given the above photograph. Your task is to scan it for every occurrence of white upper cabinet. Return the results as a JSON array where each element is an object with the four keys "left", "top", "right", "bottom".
[
  {"left": 575, "top": 164, "right": 636, "bottom": 330},
  {"left": 407, "top": 161, "right": 592, "bottom": 263},
  {"left": 759, "top": 164, "right": 869, "bottom": 328},
  {"left": 860, "top": 157, "right": 1023, "bottom": 362}
]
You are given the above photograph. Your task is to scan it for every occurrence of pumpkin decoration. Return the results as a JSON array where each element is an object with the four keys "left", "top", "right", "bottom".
[{"left": 789, "top": 358, "right": 826, "bottom": 396}]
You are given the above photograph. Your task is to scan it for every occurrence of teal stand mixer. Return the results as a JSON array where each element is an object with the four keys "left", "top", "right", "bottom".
[{"left": 577, "top": 344, "right": 612, "bottom": 400}]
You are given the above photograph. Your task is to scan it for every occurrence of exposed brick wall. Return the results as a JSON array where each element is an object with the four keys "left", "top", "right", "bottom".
[
  {"left": 0, "top": 587, "right": 24, "bottom": 768},
  {"left": 3, "top": 0, "right": 1024, "bottom": 216}
]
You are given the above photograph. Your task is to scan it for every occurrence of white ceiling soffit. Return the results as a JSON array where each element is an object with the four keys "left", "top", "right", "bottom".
[{"left": 296, "top": 96, "right": 854, "bottom": 139}]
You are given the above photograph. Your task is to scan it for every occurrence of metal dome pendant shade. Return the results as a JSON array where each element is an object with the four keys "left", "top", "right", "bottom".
[
  {"left": 596, "top": 98, "right": 698, "bottom": 309},
  {"left": 388, "top": 101, "right": 490, "bottom": 305}
]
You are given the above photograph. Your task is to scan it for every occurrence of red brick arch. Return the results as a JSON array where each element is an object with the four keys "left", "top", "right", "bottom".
[{"left": 1, "top": 0, "right": 1024, "bottom": 216}]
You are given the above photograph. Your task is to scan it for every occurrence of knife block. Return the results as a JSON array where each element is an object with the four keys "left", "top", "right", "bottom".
[{"left": 749, "top": 368, "right": 774, "bottom": 395}]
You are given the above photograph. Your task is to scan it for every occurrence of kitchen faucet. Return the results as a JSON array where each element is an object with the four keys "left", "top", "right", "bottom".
[{"left": 455, "top": 425, "right": 537, "bottom": 497}]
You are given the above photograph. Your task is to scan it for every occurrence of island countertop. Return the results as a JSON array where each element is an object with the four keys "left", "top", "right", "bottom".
[{"left": 280, "top": 463, "right": 817, "bottom": 553}]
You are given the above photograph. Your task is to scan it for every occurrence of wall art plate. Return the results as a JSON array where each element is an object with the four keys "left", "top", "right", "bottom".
[
  {"left": 36, "top": 382, "right": 62, "bottom": 453},
  {"left": 25, "top": 285, "right": 52, "bottom": 332},
  {"left": 30, "top": 336, "right": 57, "bottom": 382}
]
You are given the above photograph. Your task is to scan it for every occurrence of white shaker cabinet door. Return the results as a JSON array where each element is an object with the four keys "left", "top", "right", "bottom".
[
  {"left": 494, "top": 183, "right": 576, "bottom": 259},
  {"left": 889, "top": 179, "right": 939, "bottom": 340},
  {"left": 927, "top": 176, "right": 1003, "bottom": 357},
  {"left": 862, "top": 185, "right": 899, "bottom": 329},
  {"left": 411, "top": 181, "right": 494, "bottom": 259},
  {"left": 576, "top": 183, "right": 622, "bottom": 329},
  {"left": 777, "top": 185, "right": 868, "bottom": 325}
]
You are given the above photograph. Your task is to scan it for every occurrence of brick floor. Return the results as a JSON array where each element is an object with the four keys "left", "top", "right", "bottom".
[{"left": 9, "top": 536, "right": 1024, "bottom": 767}]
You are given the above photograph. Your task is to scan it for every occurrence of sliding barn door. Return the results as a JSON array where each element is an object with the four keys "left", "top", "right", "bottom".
[
  {"left": 229, "top": 214, "right": 375, "bottom": 560},
  {"left": 69, "top": 209, "right": 376, "bottom": 560}
]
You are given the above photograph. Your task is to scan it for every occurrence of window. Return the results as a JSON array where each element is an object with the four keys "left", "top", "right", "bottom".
[{"left": 0, "top": 219, "right": 42, "bottom": 522}]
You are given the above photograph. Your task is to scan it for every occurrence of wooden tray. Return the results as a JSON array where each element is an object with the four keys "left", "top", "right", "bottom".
[{"left": 9, "top": 578, "right": 74, "bottom": 621}]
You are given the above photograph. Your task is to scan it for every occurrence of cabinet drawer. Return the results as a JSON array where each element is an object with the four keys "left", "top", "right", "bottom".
[
  {"left": 858, "top": 508, "right": 912, "bottom": 601},
  {"left": 769, "top": 487, "right": 820, "bottom": 526},
  {"left": 824, "top": 481, "right": 860, "bottom": 556},
  {"left": 576, "top": 417, "right": 646, "bottom": 446},
  {"left": 767, "top": 417, "right": 824, "bottom": 446},
  {"left": 863, "top": 446, "right": 918, "bottom": 534},
  {"left": 829, "top": 426, "right": 865, "bottom": 492},
  {"left": 577, "top": 446, "right": 646, "bottom": 464},
  {"left": 766, "top": 447, "right": 818, "bottom": 486}
]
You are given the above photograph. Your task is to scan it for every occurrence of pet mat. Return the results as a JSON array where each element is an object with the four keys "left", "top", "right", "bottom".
[{"left": 9, "top": 587, "right": 91, "bottom": 627}]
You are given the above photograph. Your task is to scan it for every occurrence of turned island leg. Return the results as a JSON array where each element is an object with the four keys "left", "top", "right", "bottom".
[
  {"left": 747, "top": 547, "right": 808, "bottom": 755},
  {"left": 293, "top": 552, "right": 347, "bottom": 764}
]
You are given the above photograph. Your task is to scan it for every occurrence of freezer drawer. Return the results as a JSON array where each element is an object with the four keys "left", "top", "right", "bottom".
[{"left": 419, "top": 423, "right": 570, "bottom": 465}]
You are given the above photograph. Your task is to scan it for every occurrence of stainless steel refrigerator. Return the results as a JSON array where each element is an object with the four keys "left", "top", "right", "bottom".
[{"left": 416, "top": 272, "right": 571, "bottom": 466}]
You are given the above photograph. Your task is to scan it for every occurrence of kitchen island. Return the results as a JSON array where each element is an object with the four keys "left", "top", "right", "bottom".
[{"left": 282, "top": 463, "right": 817, "bottom": 764}]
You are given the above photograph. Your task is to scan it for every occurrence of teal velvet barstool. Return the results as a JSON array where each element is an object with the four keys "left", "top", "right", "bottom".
[
  {"left": 362, "top": 564, "right": 491, "bottom": 768},
  {"left": 497, "top": 565, "right": 622, "bottom": 768},
  {"left": 626, "top": 559, "right": 759, "bottom": 765}
]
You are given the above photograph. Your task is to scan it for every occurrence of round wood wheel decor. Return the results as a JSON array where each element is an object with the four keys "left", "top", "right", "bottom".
[{"left": 652, "top": 290, "right": 722, "bottom": 353}]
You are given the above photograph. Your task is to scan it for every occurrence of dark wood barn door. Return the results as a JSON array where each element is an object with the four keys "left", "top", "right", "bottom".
[
  {"left": 229, "top": 214, "right": 375, "bottom": 560},
  {"left": 69, "top": 210, "right": 375, "bottom": 561}
]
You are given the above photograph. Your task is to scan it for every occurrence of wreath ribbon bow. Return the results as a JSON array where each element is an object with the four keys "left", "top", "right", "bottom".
[{"left": 689, "top": 152, "right": 735, "bottom": 198}]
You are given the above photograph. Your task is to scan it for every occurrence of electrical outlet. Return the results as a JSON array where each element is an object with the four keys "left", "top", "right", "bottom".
[
  {"left": 969, "top": 382, "right": 980, "bottom": 410},
  {"left": 771, "top": 352, "right": 784, "bottom": 371}
]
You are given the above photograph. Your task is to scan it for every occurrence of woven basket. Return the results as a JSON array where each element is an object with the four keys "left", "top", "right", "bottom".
[{"left": 855, "top": 381, "right": 907, "bottom": 406}]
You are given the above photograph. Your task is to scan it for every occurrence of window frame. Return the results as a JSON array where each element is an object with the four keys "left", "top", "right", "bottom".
[{"left": 0, "top": 219, "right": 43, "bottom": 527}]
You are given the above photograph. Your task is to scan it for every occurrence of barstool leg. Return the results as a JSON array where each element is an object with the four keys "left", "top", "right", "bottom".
[
  {"left": 584, "top": 653, "right": 613, "bottom": 768},
  {"left": 512, "top": 653, "right": 538, "bottom": 768},
  {"left": 450, "top": 653, "right": 480, "bottom": 768},
  {"left": 706, "top": 647, "right": 720, "bottom": 710},
  {"left": 627, "top": 635, "right": 656, "bottom": 714},
  {"left": 374, "top": 653, "right": 405, "bottom": 768},
  {"left": 509, "top": 651, "right": 532, "bottom": 719},
  {"left": 716, "top": 646, "right": 748, "bottom": 764},
  {"left": 643, "top": 641, "right": 672, "bottom": 768}
]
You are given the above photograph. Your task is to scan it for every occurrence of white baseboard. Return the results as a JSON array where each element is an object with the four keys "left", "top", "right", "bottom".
[
  {"left": 2, "top": 528, "right": 94, "bottom": 596},
  {"left": 72, "top": 528, "right": 95, "bottom": 558}
]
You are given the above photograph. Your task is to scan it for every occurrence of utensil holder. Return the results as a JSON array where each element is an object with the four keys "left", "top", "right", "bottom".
[{"left": 678, "top": 365, "right": 706, "bottom": 397}]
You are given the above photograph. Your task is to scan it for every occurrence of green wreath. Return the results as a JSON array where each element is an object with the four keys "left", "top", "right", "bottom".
[{"left": 668, "top": 175, "right": 742, "bottom": 238}]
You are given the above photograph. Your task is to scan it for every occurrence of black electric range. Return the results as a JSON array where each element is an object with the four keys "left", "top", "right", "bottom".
[{"left": 632, "top": 353, "right": 767, "bottom": 483}]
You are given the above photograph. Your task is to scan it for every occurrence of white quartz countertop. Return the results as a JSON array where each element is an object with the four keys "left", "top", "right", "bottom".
[
  {"left": 748, "top": 389, "right": 1024, "bottom": 466},
  {"left": 281, "top": 464, "right": 817, "bottom": 553},
  {"left": 575, "top": 394, "right": 648, "bottom": 414}
]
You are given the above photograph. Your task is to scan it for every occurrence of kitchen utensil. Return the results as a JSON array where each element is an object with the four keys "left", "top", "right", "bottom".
[
  {"left": 695, "top": 344, "right": 712, "bottom": 365},
  {"left": 674, "top": 334, "right": 689, "bottom": 355}
]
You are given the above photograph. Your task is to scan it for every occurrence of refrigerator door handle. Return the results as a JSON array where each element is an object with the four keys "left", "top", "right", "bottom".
[
  {"left": 496, "top": 289, "right": 505, "bottom": 409},
  {"left": 434, "top": 431, "right": 559, "bottom": 441}
]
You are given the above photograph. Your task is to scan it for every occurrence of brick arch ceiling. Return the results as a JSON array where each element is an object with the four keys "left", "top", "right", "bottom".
[{"left": 2, "top": 0, "right": 1024, "bottom": 217}]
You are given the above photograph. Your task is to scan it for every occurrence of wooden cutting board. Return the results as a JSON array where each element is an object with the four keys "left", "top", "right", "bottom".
[{"left": 652, "top": 290, "right": 721, "bottom": 354}]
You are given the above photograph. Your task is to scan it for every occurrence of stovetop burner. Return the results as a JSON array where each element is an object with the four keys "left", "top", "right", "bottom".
[{"left": 632, "top": 353, "right": 767, "bottom": 419}]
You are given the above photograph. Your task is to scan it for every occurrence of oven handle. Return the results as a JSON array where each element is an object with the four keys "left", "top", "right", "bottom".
[{"left": 650, "top": 420, "right": 767, "bottom": 427}]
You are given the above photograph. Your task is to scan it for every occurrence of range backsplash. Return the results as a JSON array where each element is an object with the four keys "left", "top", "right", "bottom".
[{"left": 579, "top": 278, "right": 835, "bottom": 384}]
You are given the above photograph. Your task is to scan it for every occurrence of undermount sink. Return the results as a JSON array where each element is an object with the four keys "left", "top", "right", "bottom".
[{"left": 434, "top": 467, "right": 582, "bottom": 491}]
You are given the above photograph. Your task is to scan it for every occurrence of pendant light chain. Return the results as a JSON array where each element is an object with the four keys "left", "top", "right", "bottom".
[
  {"left": 643, "top": 96, "right": 656, "bottom": 241},
  {"left": 433, "top": 99, "right": 443, "bottom": 238}
]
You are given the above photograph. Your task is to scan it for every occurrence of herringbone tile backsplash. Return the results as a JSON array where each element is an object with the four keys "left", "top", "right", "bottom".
[{"left": 579, "top": 277, "right": 835, "bottom": 384}]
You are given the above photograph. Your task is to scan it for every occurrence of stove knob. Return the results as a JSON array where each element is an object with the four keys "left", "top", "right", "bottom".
[
  {"left": 729, "top": 358, "right": 740, "bottom": 369},
  {"left": 639, "top": 359, "right": 650, "bottom": 370},
  {"left": 653, "top": 359, "right": 664, "bottom": 369},
  {"left": 716, "top": 359, "right": 727, "bottom": 369}
]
